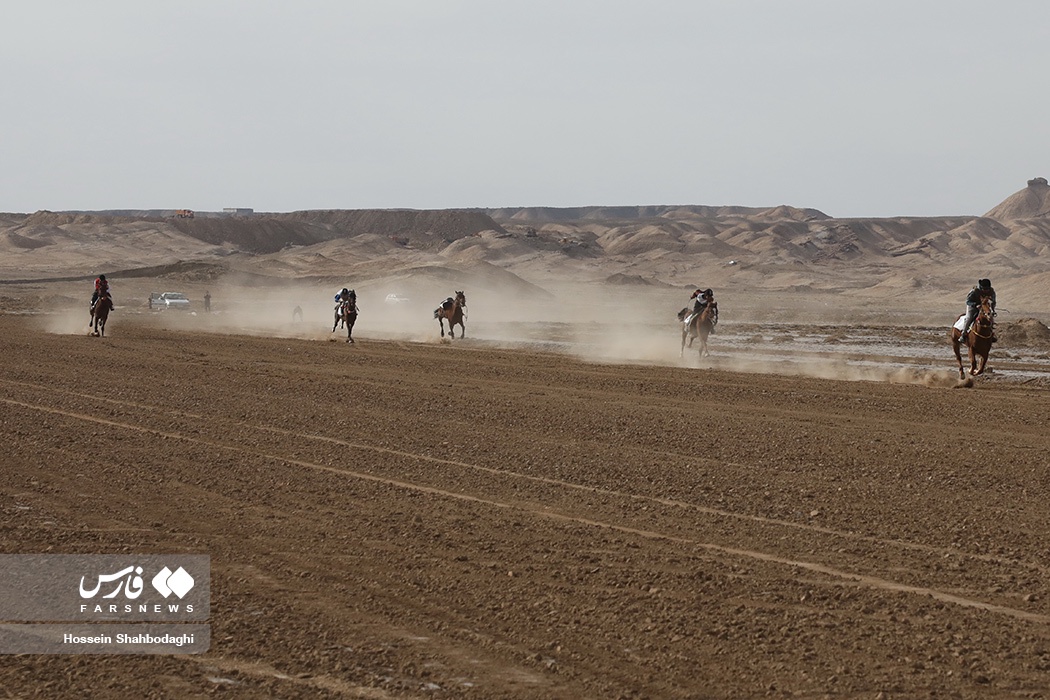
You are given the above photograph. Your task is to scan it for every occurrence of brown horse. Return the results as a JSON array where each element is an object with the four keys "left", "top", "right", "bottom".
[
  {"left": 90, "top": 294, "right": 114, "bottom": 337},
  {"left": 951, "top": 297, "right": 994, "bottom": 379},
  {"left": 678, "top": 302, "right": 717, "bottom": 358},
  {"left": 332, "top": 290, "right": 358, "bottom": 343},
  {"left": 435, "top": 291, "right": 466, "bottom": 338}
]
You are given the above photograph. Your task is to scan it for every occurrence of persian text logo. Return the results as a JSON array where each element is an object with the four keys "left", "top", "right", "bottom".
[
  {"left": 79, "top": 565, "right": 195, "bottom": 600},
  {"left": 79, "top": 566, "right": 145, "bottom": 600}
]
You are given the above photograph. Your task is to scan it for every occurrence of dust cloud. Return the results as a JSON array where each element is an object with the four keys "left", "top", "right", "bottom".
[
  {"left": 42, "top": 308, "right": 99, "bottom": 336},
  {"left": 35, "top": 275, "right": 1039, "bottom": 388}
]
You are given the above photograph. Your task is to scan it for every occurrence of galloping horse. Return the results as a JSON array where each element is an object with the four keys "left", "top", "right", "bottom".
[
  {"left": 951, "top": 297, "right": 994, "bottom": 378},
  {"left": 332, "top": 290, "right": 358, "bottom": 343},
  {"left": 435, "top": 291, "right": 466, "bottom": 338},
  {"left": 678, "top": 302, "right": 717, "bottom": 358},
  {"left": 90, "top": 293, "right": 114, "bottom": 337}
]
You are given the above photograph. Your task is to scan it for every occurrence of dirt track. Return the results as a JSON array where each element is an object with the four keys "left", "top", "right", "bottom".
[{"left": 3, "top": 314, "right": 1050, "bottom": 698}]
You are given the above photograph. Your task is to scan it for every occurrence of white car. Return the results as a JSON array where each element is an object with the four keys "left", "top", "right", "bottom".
[
  {"left": 155, "top": 292, "right": 191, "bottom": 310},
  {"left": 385, "top": 293, "right": 410, "bottom": 305}
]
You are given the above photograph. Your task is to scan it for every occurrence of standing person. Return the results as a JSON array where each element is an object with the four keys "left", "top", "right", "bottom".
[
  {"left": 204, "top": 291, "right": 211, "bottom": 312},
  {"left": 962, "top": 278, "right": 997, "bottom": 341}
]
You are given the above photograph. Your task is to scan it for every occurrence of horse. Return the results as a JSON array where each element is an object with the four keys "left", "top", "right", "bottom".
[
  {"left": 332, "top": 291, "right": 358, "bottom": 343},
  {"left": 678, "top": 302, "right": 717, "bottom": 358},
  {"left": 951, "top": 297, "right": 994, "bottom": 379},
  {"left": 89, "top": 294, "right": 114, "bottom": 337},
  {"left": 434, "top": 291, "right": 467, "bottom": 338},
  {"left": 332, "top": 291, "right": 354, "bottom": 332}
]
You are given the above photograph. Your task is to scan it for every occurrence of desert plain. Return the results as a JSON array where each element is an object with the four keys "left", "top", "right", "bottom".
[{"left": 3, "top": 180, "right": 1050, "bottom": 698}]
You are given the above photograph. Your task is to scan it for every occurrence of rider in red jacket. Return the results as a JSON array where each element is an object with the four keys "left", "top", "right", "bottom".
[{"left": 91, "top": 275, "right": 110, "bottom": 309}]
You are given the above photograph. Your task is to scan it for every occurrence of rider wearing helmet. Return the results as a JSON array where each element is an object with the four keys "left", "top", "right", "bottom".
[
  {"left": 684, "top": 288, "right": 718, "bottom": 330},
  {"left": 334, "top": 287, "right": 350, "bottom": 309},
  {"left": 963, "top": 278, "right": 997, "bottom": 341}
]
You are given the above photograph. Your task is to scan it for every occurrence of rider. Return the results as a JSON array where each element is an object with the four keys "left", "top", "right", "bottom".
[
  {"left": 685, "top": 288, "right": 717, "bottom": 330},
  {"left": 963, "top": 278, "right": 997, "bottom": 342},
  {"left": 334, "top": 287, "right": 351, "bottom": 311},
  {"left": 90, "top": 274, "right": 110, "bottom": 311}
]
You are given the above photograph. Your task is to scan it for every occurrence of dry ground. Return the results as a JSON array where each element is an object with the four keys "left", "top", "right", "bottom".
[{"left": 3, "top": 313, "right": 1050, "bottom": 698}]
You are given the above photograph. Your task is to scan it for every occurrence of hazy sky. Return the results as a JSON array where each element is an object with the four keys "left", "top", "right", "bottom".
[{"left": 3, "top": 1, "right": 1047, "bottom": 217}]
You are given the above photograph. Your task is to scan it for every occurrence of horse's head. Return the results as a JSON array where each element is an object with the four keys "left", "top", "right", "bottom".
[
  {"left": 977, "top": 298, "right": 994, "bottom": 322},
  {"left": 455, "top": 291, "right": 466, "bottom": 307}
]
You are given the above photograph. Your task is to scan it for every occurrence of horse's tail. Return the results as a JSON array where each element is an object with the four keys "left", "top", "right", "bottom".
[{"left": 434, "top": 308, "right": 442, "bottom": 319}]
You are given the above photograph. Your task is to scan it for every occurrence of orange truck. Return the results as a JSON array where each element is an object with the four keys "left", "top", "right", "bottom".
[{"left": 175, "top": 209, "right": 195, "bottom": 219}]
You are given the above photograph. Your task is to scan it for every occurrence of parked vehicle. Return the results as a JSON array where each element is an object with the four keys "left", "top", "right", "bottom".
[{"left": 153, "top": 292, "right": 191, "bottom": 310}]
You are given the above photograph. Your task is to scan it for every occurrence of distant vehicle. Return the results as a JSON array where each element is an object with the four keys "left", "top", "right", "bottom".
[
  {"left": 175, "top": 209, "right": 195, "bottom": 219},
  {"left": 154, "top": 292, "right": 191, "bottom": 310},
  {"left": 385, "top": 294, "right": 410, "bottom": 304}
]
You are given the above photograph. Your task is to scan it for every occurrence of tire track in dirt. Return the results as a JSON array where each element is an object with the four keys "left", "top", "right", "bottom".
[
  {"left": 2, "top": 376, "right": 1047, "bottom": 577},
  {"left": 4, "top": 393, "right": 1049, "bottom": 625}
]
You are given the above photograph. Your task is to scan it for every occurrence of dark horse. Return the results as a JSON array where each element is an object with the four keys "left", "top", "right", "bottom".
[
  {"left": 90, "top": 293, "right": 114, "bottom": 337},
  {"left": 332, "top": 290, "right": 358, "bottom": 343},
  {"left": 435, "top": 291, "right": 466, "bottom": 338},
  {"left": 678, "top": 302, "right": 717, "bottom": 358},
  {"left": 951, "top": 297, "right": 994, "bottom": 379}
]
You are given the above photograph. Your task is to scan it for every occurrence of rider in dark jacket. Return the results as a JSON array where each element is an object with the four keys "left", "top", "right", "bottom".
[
  {"left": 334, "top": 287, "right": 350, "bottom": 309},
  {"left": 685, "top": 289, "right": 718, "bottom": 330},
  {"left": 963, "top": 278, "right": 997, "bottom": 341}
]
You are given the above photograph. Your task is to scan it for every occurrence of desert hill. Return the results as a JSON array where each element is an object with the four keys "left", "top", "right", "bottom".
[
  {"left": 3, "top": 178, "right": 1050, "bottom": 314},
  {"left": 983, "top": 177, "right": 1050, "bottom": 220}
]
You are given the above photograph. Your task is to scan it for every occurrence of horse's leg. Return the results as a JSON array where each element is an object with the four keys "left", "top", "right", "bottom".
[
  {"left": 346, "top": 316, "right": 355, "bottom": 343},
  {"left": 439, "top": 317, "right": 445, "bottom": 338},
  {"left": 332, "top": 311, "right": 338, "bottom": 333},
  {"left": 457, "top": 320, "right": 465, "bottom": 338},
  {"left": 974, "top": 349, "right": 988, "bottom": 375},
  {"left": 950, "top": 331, "right": 965, "bottom": 379},
  {"left": 680, "top": 329, "right": 686, "bottom": 357}
]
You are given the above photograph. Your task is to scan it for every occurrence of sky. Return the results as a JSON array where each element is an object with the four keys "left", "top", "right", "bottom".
[{"left": 2, "top": 1, "right": 1048, "bottom": 218}]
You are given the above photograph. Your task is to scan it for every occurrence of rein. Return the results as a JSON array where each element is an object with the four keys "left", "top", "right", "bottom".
[{"left": 971, "top": 309, "right": 994, "bottom": 339}]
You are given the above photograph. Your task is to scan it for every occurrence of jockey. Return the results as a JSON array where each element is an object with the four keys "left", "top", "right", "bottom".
[
  {"left": 91, "top": 274, "right": 110, "bottom": 309},
  {"left": 963, "top": 278, "right": 997, "bottom": 341},
  {"left": 684, "top": 288, "right": 716, "bottom": 329},
  {"left": 334, "top": 287, "right": 350, "bottom": 309}
]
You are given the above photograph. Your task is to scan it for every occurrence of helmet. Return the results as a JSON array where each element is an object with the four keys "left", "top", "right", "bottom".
[
  {"left": 341, "top": 288, "right": 349, "bottom": 294},
  {"left": 979, "top": 278, "right": 991, "bottom": 290},
  {"left": 704, "top": 288, "right": 713, "bottom": 296},
  {"left": 99, "top": 274, "right": 106, "bottom": 281}
]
